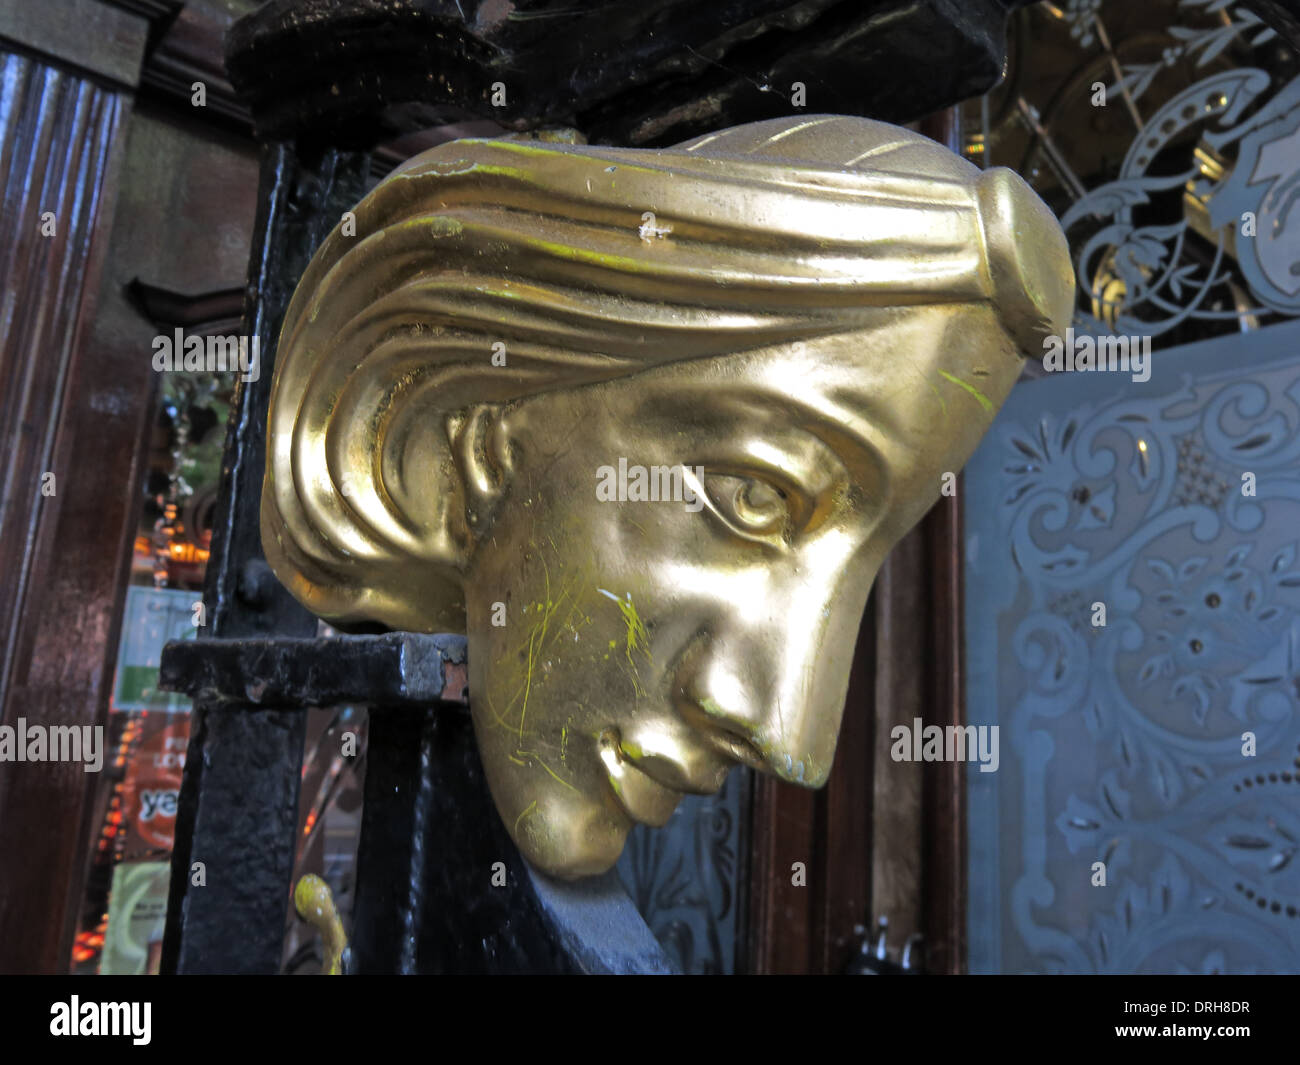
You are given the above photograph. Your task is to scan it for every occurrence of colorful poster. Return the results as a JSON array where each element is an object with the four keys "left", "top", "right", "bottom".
[
  {"left": 119, "top": 713, "right": 189, "bottom": 859},
  {"left": 112, "top": 586, "right": 198, "bottom": 712},
  {"left": 99, "top": 861, "right": 170, "bottom": 975}
]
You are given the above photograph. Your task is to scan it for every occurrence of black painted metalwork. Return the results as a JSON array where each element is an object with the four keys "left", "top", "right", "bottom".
[
  {"left": 159, "top": 144, "right": 370, "bottom": 975},
  {"left": 160, "top": 622, "right": 675, "bottom": 971},
  {"left": 352, "top": 705, "right": 674, "bottom": 974},
  {"left": 161, "top": 633, "right": 469, "bottom": 710}
]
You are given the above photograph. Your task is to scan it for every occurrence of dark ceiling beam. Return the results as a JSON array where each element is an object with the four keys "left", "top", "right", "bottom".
[{"left": 224, "top": 0, "right": 1044, "bottom": 149}]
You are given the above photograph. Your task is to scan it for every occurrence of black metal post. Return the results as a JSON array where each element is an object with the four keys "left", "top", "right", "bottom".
[{"left": 161, "top": 144, "right": 370, "bottom": 974}]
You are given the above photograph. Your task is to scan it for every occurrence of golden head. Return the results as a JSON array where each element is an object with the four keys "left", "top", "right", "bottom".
[{"left": 261, "top": 115, "right": 1074, "bottom": 878}]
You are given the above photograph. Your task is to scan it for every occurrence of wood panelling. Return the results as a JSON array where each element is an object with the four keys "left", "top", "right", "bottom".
[
  {"left": 869, "top": 533, "right": 927, "bottom": 954},
  {"left": 918, "top": 493, "right": 966, "bottom": 975},
  {"left": 747, "top": 602, "right": 877, "bottom": 974},
  {"left": 0, "top": 49, "right": 132, "bottom": 973},
  {"left": 0, "top": 52, "right": 125, "bottom": 710}
]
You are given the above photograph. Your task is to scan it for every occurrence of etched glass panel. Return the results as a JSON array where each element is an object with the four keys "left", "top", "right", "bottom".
[{"left": 967, "top": 319, "right": 1300, "bottom": 973}]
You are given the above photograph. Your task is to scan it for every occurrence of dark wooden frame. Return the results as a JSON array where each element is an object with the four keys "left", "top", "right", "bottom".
[{"left": 917, "top": 109, "right": 967, "bottom": 978}]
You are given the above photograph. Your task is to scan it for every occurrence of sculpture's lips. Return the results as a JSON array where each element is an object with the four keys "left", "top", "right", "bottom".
[
  {"left": 595, "top": 725, "right": 746, "bottom": 825},
  {"left": 704, "top": 731, "right": 769, "bottom": 774},
  {"left": 608, "top": 759, "right": 680, "bottom": 825},
  {"left": 673, "top": 694, "right": 771, "bottom": 774}
]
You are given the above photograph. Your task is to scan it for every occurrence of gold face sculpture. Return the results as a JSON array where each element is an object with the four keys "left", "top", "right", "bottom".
[{"left": 261, "top": 115, "right": 1074, "bottom": 879}]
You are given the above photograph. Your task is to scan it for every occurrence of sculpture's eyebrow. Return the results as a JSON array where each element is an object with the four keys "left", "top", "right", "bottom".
[
  {"left": 737, "top": 392, "right": 887, "bottom": 493},
  {"left": 808, "top": 418, "right": 890, "bottom": 486},
  {"left": 630, "top": 382, "right": 884, "bottom": 498},
  {"left": 719, "top": 425, "right": 841, "bottom": 497}
]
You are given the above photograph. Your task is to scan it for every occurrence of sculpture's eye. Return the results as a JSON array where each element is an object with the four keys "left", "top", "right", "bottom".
[{"left": 702, "top": 472, "right": 792, "bottom": 540}]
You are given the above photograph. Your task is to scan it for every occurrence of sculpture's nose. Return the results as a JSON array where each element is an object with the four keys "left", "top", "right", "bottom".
[{"left": 675, "top": 569, "right": 872, "bottom": 787}]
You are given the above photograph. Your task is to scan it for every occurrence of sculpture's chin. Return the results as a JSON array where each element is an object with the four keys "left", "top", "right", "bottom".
[
  {"left": 526, "top": 849, "right": 623, "bottom": 882},
  {"left": 511, "top": 790, "right": 634, "bottom": 881}
]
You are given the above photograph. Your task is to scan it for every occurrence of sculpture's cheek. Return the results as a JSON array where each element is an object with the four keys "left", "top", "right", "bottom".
[{"left": 462, "top": 526, "right": 671, "bottom": 876}]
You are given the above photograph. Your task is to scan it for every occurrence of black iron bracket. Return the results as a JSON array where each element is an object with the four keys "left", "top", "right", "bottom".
[
  {"left": 159, "top": 632, "right": 675, "bottom": 974},
  {"left": 160, "top": 632, "right": 469, "bottom": 710}
]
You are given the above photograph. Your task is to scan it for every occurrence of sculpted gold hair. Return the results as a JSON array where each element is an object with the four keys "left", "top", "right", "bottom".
[{"left": 263, "top": 114, "right": 1074, "bottom": 877}]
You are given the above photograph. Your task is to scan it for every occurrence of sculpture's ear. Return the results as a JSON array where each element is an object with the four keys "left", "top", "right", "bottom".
[
  {"left": 261, "top": 396, "right": 515, "bottom": 634},
  {"left": 445, "top": 401, "right": 513, "bottom": 540}
]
